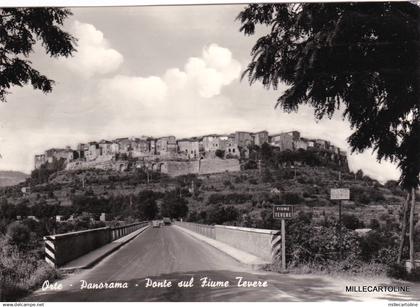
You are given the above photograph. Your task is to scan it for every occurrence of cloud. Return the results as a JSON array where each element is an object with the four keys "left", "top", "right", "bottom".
[
  {"left": 62, "top": 21, "right": 123, "bottom": 78},
  {"left": 185, "top": 44, "right": 241, "bottom": 98},
  {"left": 100, "top": 75, "right": 168, "bottom": 108},
  {"left": 96, "top": 43, "right": 243, "bottom": 131}
]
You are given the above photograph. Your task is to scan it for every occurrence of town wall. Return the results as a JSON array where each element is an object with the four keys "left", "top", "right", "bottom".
[
  {"left": 199, "top": 158, "right": 240, "bottom": 175},
  {"left": 66, "top": 160, "right": 129, "bottom": 171},
  {"left": 160, "top": 158, "right": 240, "bottom": 177}
]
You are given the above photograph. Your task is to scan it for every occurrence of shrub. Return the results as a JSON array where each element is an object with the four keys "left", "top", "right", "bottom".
[
  {"left": 387, "top": 264, "right": 420, "bottom": 282},
  {"left": 358, "top": 230, "right": 398, "bottom": 264},
  {"left": 0, "top": 236, "right": 60, "bottom": 301},
  {"left": 407, "top": 267, "right": 420, "bottom": 282},
  {"left": 282, "top": 192, "right": 303, "bottom": 204},
  {"left": 234, "top": 176, "right": 243, "bottom": 184},
  {"left": 369, "top": 219, "right": 380, "bottom": 230},
  {"left": 261, "top": 168, "right": 273, "bottom": 183},
  {"left": 207, "top": 193, "right": 252, "bottom": 205},
  {"left": 223, "top": 180, "right": 234, "bottom": 190},
  {"left": 243, "top": 160, "right": 258, "bottom": 170},
  {"left": 341, "top": 214, "right": 364, "bottom": 230},
  {"left": 6, "top": 222, "right": 31, "bottom": 247},
  {"left": 206, "top": 205, "right": 239, "bottom": 224},
  {"left": 248, "top": 178, "right": 258, "bottom": 185},
  {"left": 387, "top": 263, "right": 408, "bottom": 280}
]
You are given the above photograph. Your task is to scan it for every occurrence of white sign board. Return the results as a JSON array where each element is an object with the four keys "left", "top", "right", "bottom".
[{"left": 330, "top": 188, "right": 350, "bottom": 200}]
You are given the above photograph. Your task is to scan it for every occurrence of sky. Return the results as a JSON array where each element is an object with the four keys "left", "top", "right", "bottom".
[{"left": 0, "top": 5, "right": 401, "bottom": 182}]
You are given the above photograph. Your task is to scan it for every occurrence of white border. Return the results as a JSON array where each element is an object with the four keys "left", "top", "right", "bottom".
[{"left": 0, "top": 0, "right": 407, "bottom": 7}]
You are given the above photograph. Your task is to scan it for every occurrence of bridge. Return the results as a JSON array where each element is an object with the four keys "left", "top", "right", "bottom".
[{"left": 25, "top": 221, "right": 420, "bottom": 302}]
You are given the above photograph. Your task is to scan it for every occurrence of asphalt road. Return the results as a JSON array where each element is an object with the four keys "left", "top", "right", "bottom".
[{"left": 27, "top": 225, "right": 420, "bottom": 302}]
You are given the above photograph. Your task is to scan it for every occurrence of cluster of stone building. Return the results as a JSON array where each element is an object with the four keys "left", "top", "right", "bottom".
[{"left": 34, "top": 130, "right": 347, "bottom": 170}]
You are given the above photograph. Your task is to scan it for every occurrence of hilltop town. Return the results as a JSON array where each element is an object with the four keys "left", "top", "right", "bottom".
[{"left": 34, "top": 130, "right": 348, "bottom": 177}]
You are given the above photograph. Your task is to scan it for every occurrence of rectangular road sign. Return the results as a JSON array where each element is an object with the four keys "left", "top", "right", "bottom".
[
  {"left": 273, "top": 205, "right": 294, "bottom": 219},
  {"left": 330, "top": 188, "right": 350, "bottom": 200}
]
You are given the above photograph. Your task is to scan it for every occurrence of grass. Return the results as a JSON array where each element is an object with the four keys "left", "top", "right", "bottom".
[{"left": 0, "top": 237, "right": 60, "bottom": 301}]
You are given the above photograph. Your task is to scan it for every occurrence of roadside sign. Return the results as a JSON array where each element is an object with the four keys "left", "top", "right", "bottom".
[
  {"left": 273, "top": 205, "right": 294, "bottom": 219},
  {"left": 330, "top": 188, "right": 350, "bottom": 200},
  {"left": 273, "top": 205, "right": 293, "bottom": 271}
]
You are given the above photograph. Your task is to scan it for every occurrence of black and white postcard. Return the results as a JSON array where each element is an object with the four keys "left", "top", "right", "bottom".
[{"left": 0, "top": 0, "right": 419, "bottom": 305}]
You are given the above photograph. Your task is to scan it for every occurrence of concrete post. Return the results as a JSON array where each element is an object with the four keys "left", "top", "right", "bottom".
[{"left": 44, "top": 236, "right": 56, "bottom": 268}]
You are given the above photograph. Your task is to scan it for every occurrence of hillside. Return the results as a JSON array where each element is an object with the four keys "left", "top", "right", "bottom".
[
  {"left": 1, "top": 164, "right": 418, "bottom": 229},
  {"left": 0, "top": 170, "right": 28, "bottom": 187}
]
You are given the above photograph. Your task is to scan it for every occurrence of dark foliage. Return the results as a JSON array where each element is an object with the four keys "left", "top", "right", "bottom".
[
  {"left": 0, "top": 8, "right": 76, "bottom": 102},
  {"left": 160, "top": 190, "right": 189, "bottom": 219},
  {"left": 207, "top": 192, "right": 252, "bottom": 205},
  {"left": 341, "top": 214, "right": 364, "bottom": 230},
  {"left": 238, "top": 3, "right": 420, "bottom": 189},
  {"left": 206, "top": 204, "right": 240, "bottom": 225}
]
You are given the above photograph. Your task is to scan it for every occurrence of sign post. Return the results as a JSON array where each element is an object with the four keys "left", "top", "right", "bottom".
[
  {"left": 330, "top": 188, "right": 350, "bottom": 259},
  {"left": 273, "top": 205, "right": 294, "bottom": 271},
  {"left": 281, "top": 219, "right": 286, "bottom": 271}
]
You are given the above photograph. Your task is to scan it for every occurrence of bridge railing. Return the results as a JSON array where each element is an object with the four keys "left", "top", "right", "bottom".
[
  {"left": 111, "top": 222, "right": 149, "bottom": 241},
  {"left": 174, "top": 221, "right": 280, "bottom": 263},
  {"left": 174, "top": 221, "right": 215, "bottom": 239},
  {"left": 44, "top": 221, "right": 149, "bottom": 267}
]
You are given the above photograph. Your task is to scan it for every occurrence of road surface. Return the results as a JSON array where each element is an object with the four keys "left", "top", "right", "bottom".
[{"left": 27, "top": 226, "right": 420, "bottom": 302}]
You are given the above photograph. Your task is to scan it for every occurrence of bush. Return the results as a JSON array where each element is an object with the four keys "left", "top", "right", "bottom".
[
  {"left": 261, "top": 168, "right": 273, "bottom": 183},
  {"left": 387, "top": 264, "right": 420, "bottom": 282},
  {"left": 387, "top": 263, "right": 408, "bottom": 280},
  {"left": 234, "top": 176, "right": 243, "bottom": 184},
  {"left": 341, "top": 214, "right": 364, "bottom": 230},
  {"left": 6, "top": 222, "right": 31, "bottom": 247},
  {"left": 369, "top": 219, "right": 380, "bottom": 230},
  {"left": 243, "top": 160, "right": 258, "bottom": 170},
  {"left": 207, "top": 193, "right": 252, "bottom": 205},
  {"left": 282, "top": 192, "right": 303, "bottom": 204},
  {"left": 0, "top": 236, "right": 60, "bottom": 301},
  {"left": 205, "top": 205, "right": 239, "bottom": 224},
  {"left": 285, "top": 221, "right": 361, "bottom": 268},
  {"left": 358, "top": 230, "right": 398, "bottom": 264},
  {"left": 248, "top": 178, "right": 258, "bottom": 185}
]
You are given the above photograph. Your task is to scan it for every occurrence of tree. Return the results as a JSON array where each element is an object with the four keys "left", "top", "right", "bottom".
[
  {"left": 160, "top": 191, "right": 189, "bottom": 219},
  {"left": 260, "top": 143, "right": 273, "bottom": 161},
  {"left": 0, "top": 8, "right": 76, "bottom": 102},
  {"left": 261, "top": 167, "right": 273, "bottom": 183},
  {"left": 206, "top": 204, "right": 239, "bottom": 225},
  {"left": 238, "top": 2, "right": 420, "bottom": 268},
  {"left": 0, "top": 198, "right": 16, "bottom": 220},
  {"left": 134, "top": 190, "right": 158, "bottom": 220}
]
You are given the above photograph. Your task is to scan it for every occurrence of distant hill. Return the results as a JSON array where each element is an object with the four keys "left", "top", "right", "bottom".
[{"left": 0, "top": 170, "right": 28, "bottom": 187}]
